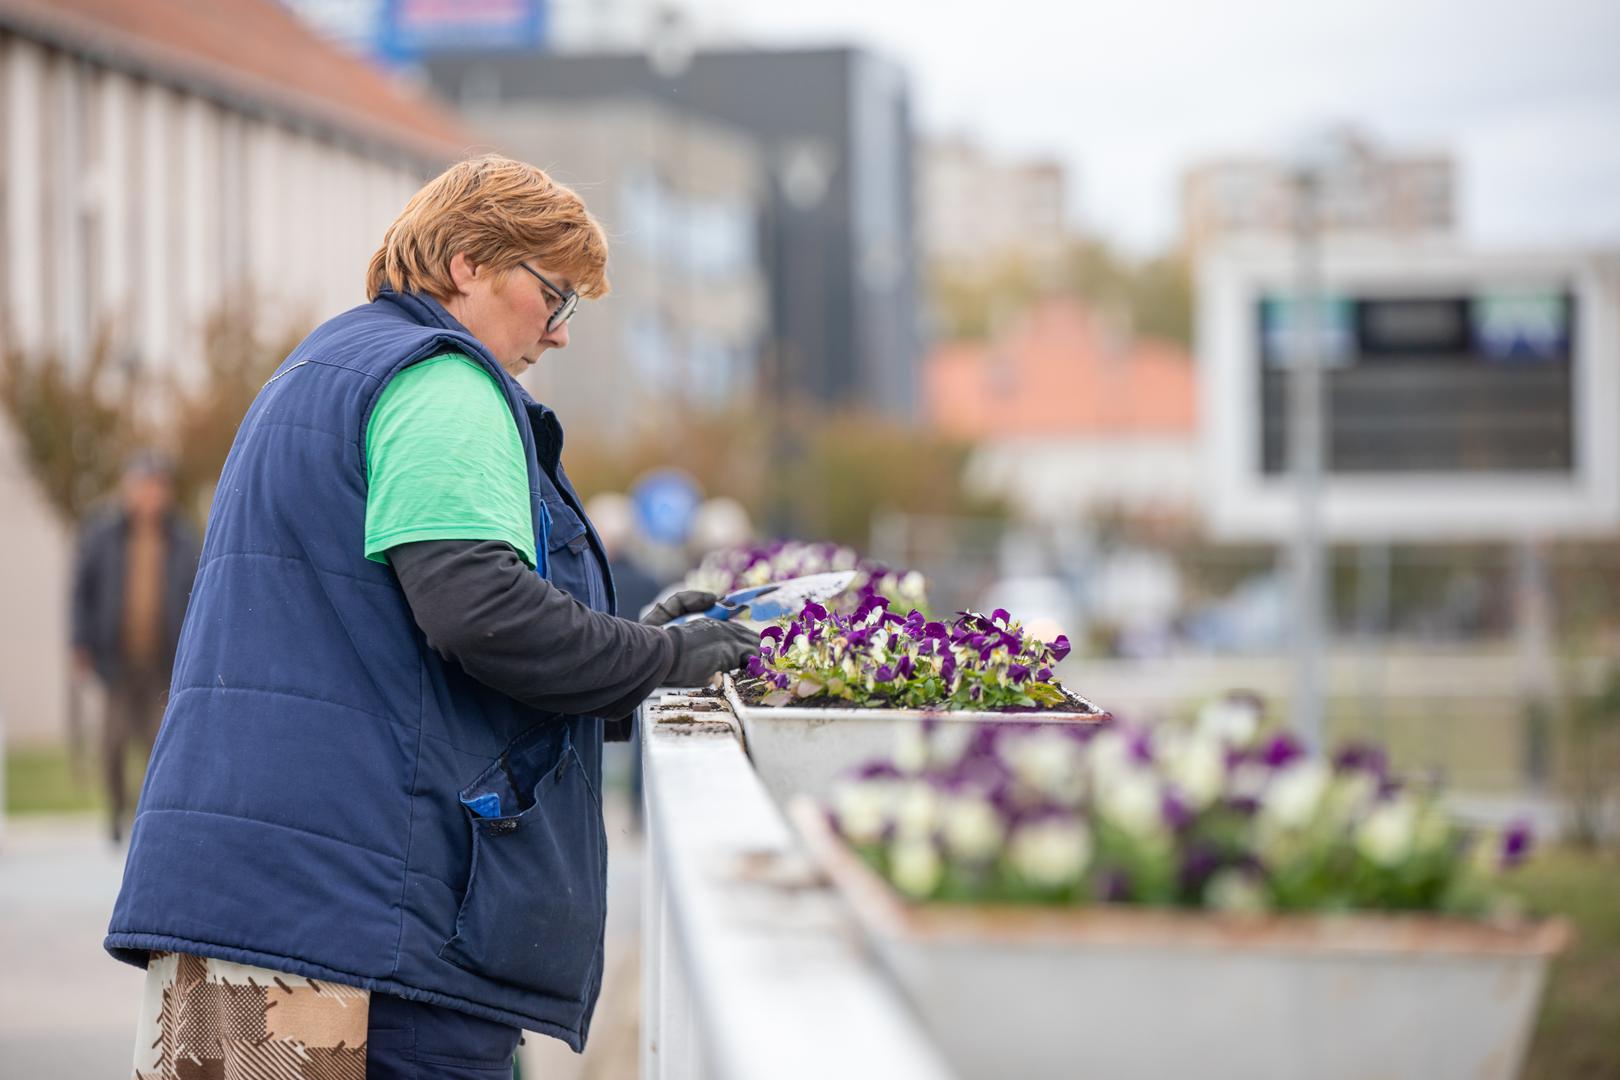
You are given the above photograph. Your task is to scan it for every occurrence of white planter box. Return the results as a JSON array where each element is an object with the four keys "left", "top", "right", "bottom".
[
  {"left": 723, "top": 674, "right": 1111, "bottom": 809},
  {"left": 791, "top": 800, "right": 1569, "bottom": 1080}
]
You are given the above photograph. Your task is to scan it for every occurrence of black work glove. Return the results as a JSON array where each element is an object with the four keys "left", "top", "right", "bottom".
[
  {"left": 663, "top": 618, "right": 759, "bottom": 688},
  {"left": 642, "top": 590, "right": 720, "bottom": 626}
]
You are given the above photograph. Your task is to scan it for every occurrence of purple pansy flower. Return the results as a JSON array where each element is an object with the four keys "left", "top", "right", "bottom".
[
  {"left": 873, "top": 664, "right": 897, "bottom": 683},
  {"left": 1161, "top": 788, "right": 1194, "bottom": 832},
  {"left": 1500, "top": 820, "right": 1533, "bottom": 870},
  {"left": 1260, "top": 733, "right": 1304, "bottom": 769},
  {"left": 1048, "top": 635, "right": 1072, "bottom": 661}
]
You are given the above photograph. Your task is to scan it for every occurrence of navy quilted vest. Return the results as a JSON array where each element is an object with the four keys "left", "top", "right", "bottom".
[{"left": 105, "top": 291, "right": 618, "bottom": 1051}]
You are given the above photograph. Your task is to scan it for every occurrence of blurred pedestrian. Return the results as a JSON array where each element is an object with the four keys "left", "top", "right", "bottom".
[
  {"left": 69, "top": 451, "right": 200, "bottom": 844},
  {"left": 585, "top": 491, "right": 665, "bottom": 620},
  {"left": 104, "top": 155, "right": 756, "bottom": 1079}
]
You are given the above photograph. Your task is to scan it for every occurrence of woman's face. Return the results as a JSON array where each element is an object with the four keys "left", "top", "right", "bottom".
[{"left": 444, "top": 252, "right": 573, "bottom": 377}]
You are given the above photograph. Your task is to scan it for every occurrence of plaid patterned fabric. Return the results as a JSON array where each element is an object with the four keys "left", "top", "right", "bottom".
[{"left": 132, "top": 952, "right": 368, "bottom": 1080}]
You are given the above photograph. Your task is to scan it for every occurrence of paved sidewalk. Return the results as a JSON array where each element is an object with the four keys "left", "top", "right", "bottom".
[
  {"left": 0, "top": 802, "right": 643, "bottom": 1080},
  {"left": 0, "top": 816, "right": 144, "bottom": 1080}
]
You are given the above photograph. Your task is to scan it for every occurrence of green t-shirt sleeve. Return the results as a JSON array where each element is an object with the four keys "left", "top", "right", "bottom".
[{"left": 363, "top": 353, "right": 537, "bottom": 568}]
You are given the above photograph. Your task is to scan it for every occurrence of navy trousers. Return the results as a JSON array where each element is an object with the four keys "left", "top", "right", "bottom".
[{"left": 366, "top": 993, "right": 522, "bottom": 1079}]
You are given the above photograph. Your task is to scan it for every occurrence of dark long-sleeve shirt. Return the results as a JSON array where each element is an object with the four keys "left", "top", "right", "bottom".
[{"left": 387, "top": 538, "right": 676, "bottom": 723}]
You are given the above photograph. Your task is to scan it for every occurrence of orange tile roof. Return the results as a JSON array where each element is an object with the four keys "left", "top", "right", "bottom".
[
  {"left": 924, "top": 297, "right": 1198, "bottom": 440},
  {"left": 0, "top": 0, "right": 477, "bottom": 164}
]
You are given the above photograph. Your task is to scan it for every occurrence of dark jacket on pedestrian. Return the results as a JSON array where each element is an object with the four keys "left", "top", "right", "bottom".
[
  {"left": 70, "top": 508, "right": 201, "bottom": 683},
  {"left": 105, "top": 292, "right": 622, "bottom": 1050}
]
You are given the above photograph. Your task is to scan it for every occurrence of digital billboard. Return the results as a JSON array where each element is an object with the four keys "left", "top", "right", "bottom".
[{"left": 1257, "top": 289, "right": 1576, "bottom": 475}]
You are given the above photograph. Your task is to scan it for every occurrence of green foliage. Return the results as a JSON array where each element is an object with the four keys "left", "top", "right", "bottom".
[{"left": 4, "top": 742, "right": 101, "bottom": 816}]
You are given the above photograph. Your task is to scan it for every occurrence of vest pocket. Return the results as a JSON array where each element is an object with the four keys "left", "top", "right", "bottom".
[{"left": 440, "top": 726, "right": 605, "bottom": 1000}]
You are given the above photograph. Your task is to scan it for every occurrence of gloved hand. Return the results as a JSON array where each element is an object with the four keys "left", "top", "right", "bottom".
[
  {"left": 663, "top": 618, "right": 759, "bottom": 687},
  {"left": 642, "top": 590, "right": 720, "bottom": 626}
]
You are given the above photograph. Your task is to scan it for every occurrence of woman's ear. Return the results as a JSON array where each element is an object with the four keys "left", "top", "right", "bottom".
[{"left": 448, "top": 252, "right": 481, "bottom": 295}]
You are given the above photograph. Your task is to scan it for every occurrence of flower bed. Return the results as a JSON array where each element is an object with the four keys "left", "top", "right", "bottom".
[
  {"left": 683, "top": 539, "right": 929, "bottom": 614},
  {"left": 724, "top": 597, "right": 1107, "bottom": 817},
  {"left": 823, "top": 717, "right": 1534, "bottom": 914},
  {"left": 787, "top": 714, "right": 1568, "bottom": 1080},
  {"left": 739, "top": 599, "right": 1078, "bottom": 712}
]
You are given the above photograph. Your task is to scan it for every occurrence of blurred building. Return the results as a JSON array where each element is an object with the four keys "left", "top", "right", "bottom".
[
  {"left": 0, "top": 0, "right": 472, "bottom": 741},
  {"left": 924, "top": 297, "right": 1198, "bottom": 521},
  {"left": 1181, "top": 127, "right": 1454, "bottom": 259},
  {"left": 920, "top": 136, "right": 1067, "bottom": 275},
  {"left": 422, "top": 47, "right": 922, "bottom": 419},
  {"left": 457, "top": 97, "right": 768, "bottom": 422}
]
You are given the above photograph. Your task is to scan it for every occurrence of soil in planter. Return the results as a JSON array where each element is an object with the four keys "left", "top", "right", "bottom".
[{"left": 733, "top": 675, "right": 1098, "bottom": 714}]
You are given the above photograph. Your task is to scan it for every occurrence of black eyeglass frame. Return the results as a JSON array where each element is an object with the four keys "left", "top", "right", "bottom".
[{"left": 518, "top": 263, "right": 579, "bottom": 333}]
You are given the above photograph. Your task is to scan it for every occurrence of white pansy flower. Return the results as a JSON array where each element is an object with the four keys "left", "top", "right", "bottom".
[
  {"left": 1357, "top": 795, "right": 1419, "bottom": 867},
  {"left": 893, "top": 727, "right": 929, "bottom": 775},
  {"left": 1084, "top": 728, "right": 1135, "bottom": 786},
  {"left": 1164, "top": 733, "right": 1226, "bottom": 809},
  {"left": 927, "top": 724, "right": 975, "bottom": 769},
  {"left": 1205, "top": 870, "right": 1269, "bottom": 914},
  {"left": 900, "top": 570, "right": 927, "bottom": 596},
  {"left": 1227, "top": 761, "right": 1273, "bottom": 803},
  {"left": 1259, "top": 760, "right": 1330, "bottom": 831},
  {"left": 1323, "top": 772, "right": 1379, "bottom": 826},
  {"left": 1000, "top": 729, "right": 1085, "bottom": 804},
  {"left": 1008, "top": 818, "right": 1092, "bottom": 889},
  {"left": 1413, "top": 803, "right": 1453, "bottom": 855},
  {"left": 1196, "top": 698, "right": 1261, "bottom": 745},
  {"left": 894, "top": 781, "right": 940, "bottom": 838},
  {"left": 940, "top": 792, "right": 1004, "bottom": 862},
  {"left": 1097, "top": 769, "right": 1165, "bottom": 840},
  {"left": 832, "top": 780, "right": 899, "bottom": 845},
  {"left": 890, "top": 838, "right": 943, "bottom": 898}
]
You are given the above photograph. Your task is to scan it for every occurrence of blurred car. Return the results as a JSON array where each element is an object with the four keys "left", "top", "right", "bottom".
[{"left": 1182, "top": 572, "right": 1289, "bottom": 653}]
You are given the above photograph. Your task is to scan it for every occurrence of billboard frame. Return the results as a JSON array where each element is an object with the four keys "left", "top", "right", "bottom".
[{"left": 1198, "top": 243, "right": 1620, "bottom": 541}]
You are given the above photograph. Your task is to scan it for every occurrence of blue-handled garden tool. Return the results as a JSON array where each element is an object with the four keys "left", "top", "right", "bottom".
[{"left": 672, "top": 570, "right": 859, "bottom": 625}]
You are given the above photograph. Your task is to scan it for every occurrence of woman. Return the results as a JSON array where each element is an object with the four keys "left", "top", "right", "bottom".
[{"left": 107, "top": 155, "right": 758, "bottom": 1079}]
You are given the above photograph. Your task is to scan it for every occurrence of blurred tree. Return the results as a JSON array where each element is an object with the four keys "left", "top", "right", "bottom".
[
  {"left": 0, "top": 311, "right": 304, "bottom": 529},
  {"left": 776, "top": 409, "right": 1007, "bottom": 547},
  {"left": 928, "top": 241, "right": 1193, "bottom": 348},
  {"left": 562, "top": 404, "right": 1006, "bottom": 551},
  {"left": 0, "top": 333, "right": 149, "bottom": 524},
  {"left": 163, "top": 313, "right": 300, "bottom": 522},
  {"left": 1064, "top": 241, "right": 1193, "bottom": 347}
]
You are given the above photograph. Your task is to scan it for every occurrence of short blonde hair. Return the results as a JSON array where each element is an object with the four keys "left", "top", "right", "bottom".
[{"left": 366, "top": 154, "right": 609, "bottom": 302}]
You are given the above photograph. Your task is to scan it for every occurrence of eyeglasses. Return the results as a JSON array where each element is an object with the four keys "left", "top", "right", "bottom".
[{"left": 518, "top": 263, "right": 579, "bottom": 333}]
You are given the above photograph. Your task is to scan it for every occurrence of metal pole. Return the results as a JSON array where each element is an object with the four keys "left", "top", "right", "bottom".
[{"left": 1289, "top": 167, "right": 1328, "bottom": 751}]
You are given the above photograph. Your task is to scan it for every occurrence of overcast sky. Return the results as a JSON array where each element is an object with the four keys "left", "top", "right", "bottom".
[{"left": 692, "top": 0, "right": 1620, "bottom": 255}]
